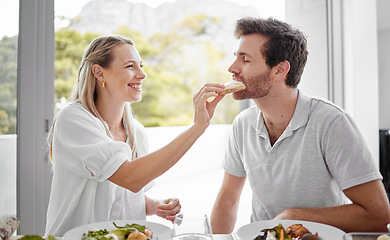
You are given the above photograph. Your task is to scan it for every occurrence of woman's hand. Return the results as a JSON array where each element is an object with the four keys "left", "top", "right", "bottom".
[
  {"left": 193, "top": 83, "right": 225, "bottom": 129},
  {"left": 155, "top": 198, "right": 181, "bottom": 222}
]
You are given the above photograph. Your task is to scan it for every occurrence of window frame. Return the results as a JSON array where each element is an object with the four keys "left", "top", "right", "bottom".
[{"left": 17, "top": 0, "right": 54, "bottom": 235}]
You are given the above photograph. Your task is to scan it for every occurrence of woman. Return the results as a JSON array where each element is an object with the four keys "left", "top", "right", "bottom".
[{"left": 45, "top": 35, "right": 225, "bottom": 237}]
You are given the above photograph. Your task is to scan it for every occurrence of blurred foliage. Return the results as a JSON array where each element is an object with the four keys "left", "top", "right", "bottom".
[
  {"left": 54, "top": 14, "right": 239, "bottom": 127},
  {"left": 54, "top": 30, "right": 99, "bottom": 99},
  {"left": 0, "top": 14, "right": 240, "bottom": 134},
  {"left": 0, "top": 36, "right": 17, "bottom": 134}
]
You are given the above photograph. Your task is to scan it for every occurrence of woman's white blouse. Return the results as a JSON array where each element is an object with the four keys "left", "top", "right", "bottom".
[{"left": 45, "top": 103, "right": 152, "bottom": 237}]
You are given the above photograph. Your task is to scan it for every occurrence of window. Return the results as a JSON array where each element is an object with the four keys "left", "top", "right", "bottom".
[
  {"left": 0, "top": 0, "right": 19, "bottom": 220},
  {"left": 53, "top": 0, "right": 284, "bottom": 230},
  {"left": 14, "top": 0, "right": 373, "bottom": 235}
]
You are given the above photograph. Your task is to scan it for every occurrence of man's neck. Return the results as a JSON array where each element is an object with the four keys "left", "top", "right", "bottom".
[{"left": 254, "top": 87, "right": 299, "bottom": 144}]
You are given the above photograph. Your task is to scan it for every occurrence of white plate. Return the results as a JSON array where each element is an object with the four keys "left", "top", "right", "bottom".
[
  {"left": 236, "top": 219, "right": 345, "bottom": 240},
  {"left": 63, "top": 220, "right": 171, "bottom": 240}
]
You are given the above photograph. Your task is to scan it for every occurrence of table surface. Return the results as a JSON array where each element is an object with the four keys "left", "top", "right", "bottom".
[
  {"left": 12, "top": 233, "right": 390, "bottom": 240},
  {"left": 10, "top": 234, "right": 235, "bottom": 240}
]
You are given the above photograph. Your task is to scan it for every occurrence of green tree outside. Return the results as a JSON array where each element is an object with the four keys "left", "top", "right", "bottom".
[
  {"left": 0, "top": 14, "right": 240, "bottom": 133},
  {"left": 0, "top": 36, "right": 17, "bottom": 134}
]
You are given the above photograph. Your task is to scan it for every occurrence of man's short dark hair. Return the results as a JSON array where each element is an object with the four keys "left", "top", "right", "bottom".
[{"left": 234, "top": 17, "right": 308, "bottom": 88}]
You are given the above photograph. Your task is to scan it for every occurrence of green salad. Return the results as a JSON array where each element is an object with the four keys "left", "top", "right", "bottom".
[
  {"left": 19, "top": 235, "right": 56, "bottom": 240},
  {"left": 82, "top": 222, "right": 149, "bottom": 240}
]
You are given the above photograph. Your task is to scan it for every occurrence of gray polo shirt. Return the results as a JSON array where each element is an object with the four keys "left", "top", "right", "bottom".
[{"left": 223, "top": 91, "right": 382, "bottom": 222}]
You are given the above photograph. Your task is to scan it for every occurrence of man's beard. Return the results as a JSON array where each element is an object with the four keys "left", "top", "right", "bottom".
[{"left": 232, "top": 69, "right": 272, "bottom": 100}]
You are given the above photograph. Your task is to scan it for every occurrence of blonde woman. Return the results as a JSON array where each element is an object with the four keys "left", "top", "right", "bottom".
[{"left": 45, "top": 35, "right": 225, "bottom": 237}]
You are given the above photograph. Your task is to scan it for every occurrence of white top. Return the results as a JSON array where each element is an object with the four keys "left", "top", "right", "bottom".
[
  {"left": 223, "top": 91, "right": 382, "bottom": 222},
  {"left": 45, "top": 103, "right": 152, "bottom": 237}
]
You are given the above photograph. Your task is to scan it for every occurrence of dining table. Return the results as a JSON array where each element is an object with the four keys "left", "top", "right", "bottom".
[
  {"left": 10, "top": 232, "right": 390, "bottom": 239},
  {"left": 10, "top": 234, "right": 236, "bottom": 240}
]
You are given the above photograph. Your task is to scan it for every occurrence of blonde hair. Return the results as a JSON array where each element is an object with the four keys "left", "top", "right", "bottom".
[{"left": 50, "top": 35, "right": 144, "bottom": 161}]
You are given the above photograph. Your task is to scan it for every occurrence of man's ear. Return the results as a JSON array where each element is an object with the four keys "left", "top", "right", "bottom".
[
  {"left": 274, "top": 60, "right": 290, "bottom": 79},
  {"left": 92, "top": 64, "right": 104, "bottom": 82}
]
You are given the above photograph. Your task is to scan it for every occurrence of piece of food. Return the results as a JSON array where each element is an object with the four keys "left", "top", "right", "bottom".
[
  {"left": 19, "top": 236, "right": 57, "bottom": 240},
  {"left": 0, "top": 215, "right": 20, "bottom": 240},
  {"left": 127, "top": 231, "right": 147, "bottom": 240},
  {"left": 82, "top": 231, "right": 117, "bottom": 240},
  {"left": 253, "top": 223, "right": 322, "bottom": 240},
  {"left": 253, "top": 224, "right": 291, "bottom": 240},
  {"left": 143, "top": 228, "right": 152, "bottom": 239},
  {"left": 82, "top": 223, "right": 152, "bottom": 240},
  {"left": 219, "top": 80, "right": 246, "bottom": 95},
  {"left": 378, "top": 235, "right": 390, "bottom": 240},
  {"left": 301, "top": 233, "right": 322, "bottom": 240},
  {"left": 285, "top": 224, "right": 310, "bottom": 238}
]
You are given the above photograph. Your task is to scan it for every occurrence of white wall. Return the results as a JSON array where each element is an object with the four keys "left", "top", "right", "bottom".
[
  {"left": 343, "top": 0, "right": 379, "bottom": 168},
  {"left": 285, "top": 0, "right": 329, "bottom": 100},
  {"left": 377, "top": 0, "right": 390, "bottom": 113},
  {"left": 0, "top": 135, "right": 17, "bottom": 217},
  {"left": 145, "top": 125, "right": 253, "bottom": 231},
  {"left": 286, "top": 0, "right": 380, "bottom": 168},
  {"left": 378, "top": 30, "right": 390, "bottom": 130}
]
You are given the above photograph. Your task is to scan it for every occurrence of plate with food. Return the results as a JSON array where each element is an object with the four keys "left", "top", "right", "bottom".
[
  {"left": 63, "top": 220, "right": 171, "bottom": 240},
  {"left": 235, "top": 219, "right": 345, "bottom": 240}
]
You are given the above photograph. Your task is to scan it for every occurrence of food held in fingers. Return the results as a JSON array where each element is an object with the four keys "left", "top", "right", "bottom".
[{"left": 219, "top": 80, "right": 246, "bottom": 95}]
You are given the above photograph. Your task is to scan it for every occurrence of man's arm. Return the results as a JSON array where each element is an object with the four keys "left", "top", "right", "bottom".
[
  {"left": 275, "top": 179, "right": 390, "bottom": 232},
  {"left": 211, "top": 172, "right": 246, "bottom": 234}
]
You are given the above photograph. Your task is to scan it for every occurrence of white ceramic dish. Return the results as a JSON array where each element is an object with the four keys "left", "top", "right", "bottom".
[
  {"left": 236, "top": 219, "right": 345, "bottom": 240},
  {"left": 63, "top": 220, "right": 171, "bottom": 240}
]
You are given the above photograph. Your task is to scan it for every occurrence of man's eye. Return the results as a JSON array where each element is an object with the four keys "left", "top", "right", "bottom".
[
  {"left": 127, "top": 64, "right": 134, "bottom": 68},
  {"left": 242, "top": 57, "right": 249, "bottom": 63}
]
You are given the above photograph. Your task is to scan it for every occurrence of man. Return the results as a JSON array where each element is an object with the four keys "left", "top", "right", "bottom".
[{"left": 211, "top": 17, "right": 390, "bottom": 233}]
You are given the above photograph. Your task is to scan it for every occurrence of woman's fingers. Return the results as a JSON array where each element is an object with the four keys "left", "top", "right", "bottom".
[
  {"left": 156, "top": 198, "right": 181, "bottom": 222},
  {"left": 193, "top": 83, "right": 224, "bottom": 102},
  {"left": 193, "top": 83, "right": 224, "bottom": 122}
]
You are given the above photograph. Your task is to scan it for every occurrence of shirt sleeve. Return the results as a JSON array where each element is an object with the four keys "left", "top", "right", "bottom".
[
  {"left": 53, "top": 104, "right": 132, "bottom": 182},
  {"left": 323, "top": 113, "right": 382, "bottom": 190},
  {"left": 223, "top": 117, "right": 247, "bottom": 177}
]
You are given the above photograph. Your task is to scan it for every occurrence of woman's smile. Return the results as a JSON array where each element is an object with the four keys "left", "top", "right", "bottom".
[{"left": 128, "top": 82, "right": 142, "bottom": 92}]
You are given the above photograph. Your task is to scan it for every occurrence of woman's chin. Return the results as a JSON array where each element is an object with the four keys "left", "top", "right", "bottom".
[{"left": 127, "top": 96, "right": 142, "bottom": 103}]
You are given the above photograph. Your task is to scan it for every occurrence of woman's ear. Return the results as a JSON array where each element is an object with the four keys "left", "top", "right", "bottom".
[{"left": 92, "top": 64, "right": 104, "bottom": 82}]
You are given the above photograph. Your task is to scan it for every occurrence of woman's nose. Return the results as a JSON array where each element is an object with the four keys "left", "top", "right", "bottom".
[{"left": 138, "top": 69, "right": 147, "bottom": 79}]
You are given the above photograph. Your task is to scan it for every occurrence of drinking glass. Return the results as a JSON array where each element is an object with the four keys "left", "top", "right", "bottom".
[
  {"left": 171, "top": 212, "right": 213, "bottom": 240},
  {"left": 343, "top": 232, "right": 390, "bottom": 240}
]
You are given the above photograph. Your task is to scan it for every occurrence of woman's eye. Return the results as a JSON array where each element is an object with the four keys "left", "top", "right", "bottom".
[{"left": 127, "top": 64, "right": 134, "bottom": 68}]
